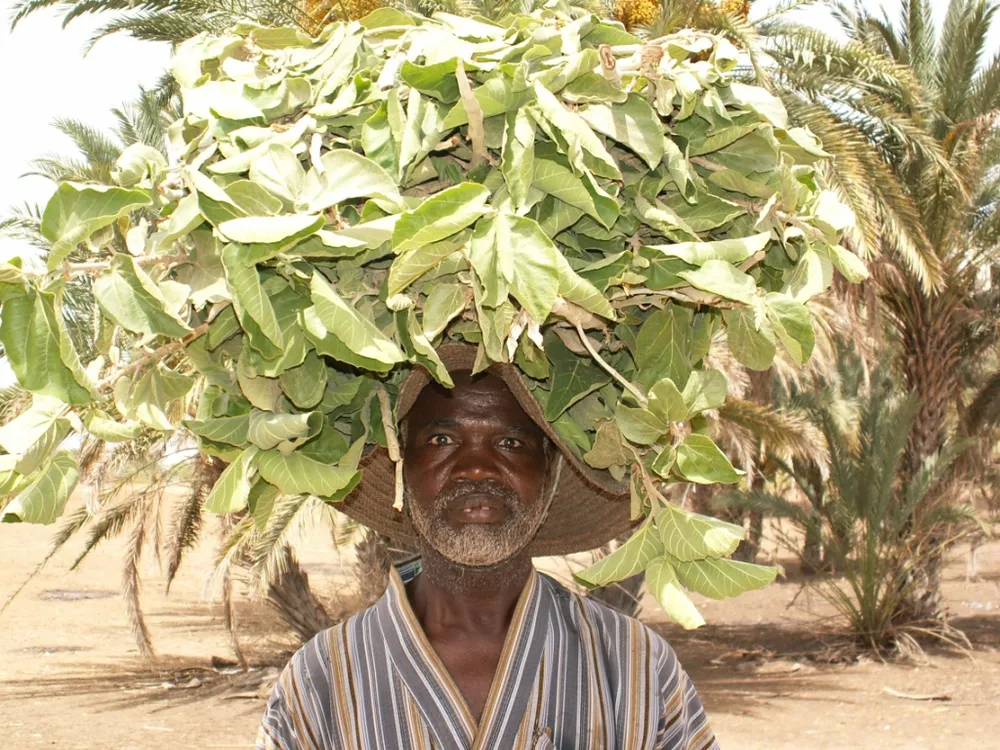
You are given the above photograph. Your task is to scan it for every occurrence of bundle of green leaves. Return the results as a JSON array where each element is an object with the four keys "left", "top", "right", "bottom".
[{"left": 0, "top": 5, "right": 865, "bottom": 627}]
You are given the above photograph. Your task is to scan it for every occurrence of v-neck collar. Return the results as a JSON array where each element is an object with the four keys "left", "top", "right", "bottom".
[{"left": 375, "top": 566, "right": 552, "bottom": 750}]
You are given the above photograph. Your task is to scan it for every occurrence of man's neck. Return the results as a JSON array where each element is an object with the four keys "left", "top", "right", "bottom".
[{"left": 406, "top": 549, "right": 533, "bottom": 637}]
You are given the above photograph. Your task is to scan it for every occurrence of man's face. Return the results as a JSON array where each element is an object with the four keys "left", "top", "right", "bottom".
[{"left": 402, "top": 371, "right": 550, "bottom": 567}]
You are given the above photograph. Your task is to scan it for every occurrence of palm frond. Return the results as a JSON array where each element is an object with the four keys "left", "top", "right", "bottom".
[
  {"left": 122, "top": 497, "right": 155, "bottom": 659},
  {"left": 718, "top": 399, "right": 828, "bottom": 469},
  {"left": 939, "top": 0, "right": 998, "bottom": 122}
]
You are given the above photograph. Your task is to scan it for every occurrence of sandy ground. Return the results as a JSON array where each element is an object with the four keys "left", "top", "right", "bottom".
[{"left": 1, "top": 513, "right": 998, "bottom": 750}]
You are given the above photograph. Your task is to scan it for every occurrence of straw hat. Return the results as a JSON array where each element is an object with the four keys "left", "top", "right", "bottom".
[{"left": 339, "top": 344, "right": 635, "bottom": 555}]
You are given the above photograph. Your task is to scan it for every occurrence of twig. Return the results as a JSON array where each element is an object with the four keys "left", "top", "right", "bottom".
[
  {"left": 572, "top": 320, "right": 648, "bottom": 407},
  {"left": 29, "top": 254, "right": 190, "bottom": 280},
  {"left": 96, "top": 322, "right": 210, "bottom": 392},
  {"left": 882, "top": 687, "right": 952, "bottom": 702},
  {"left": 375, "top": 385, "right": 405, "bottom": 512}
]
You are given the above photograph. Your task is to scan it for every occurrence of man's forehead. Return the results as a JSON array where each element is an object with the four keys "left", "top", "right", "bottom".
[{"left": 406, "top": 371, "right": 535, "bottom": 426}]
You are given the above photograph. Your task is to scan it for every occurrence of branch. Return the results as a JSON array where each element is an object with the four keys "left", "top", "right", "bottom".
[
  {"left": 42, "top": 253, "right": 190, "bottom": 280},
  {"left": 96, "top": 322, "right": 209, "bottom": 392}
]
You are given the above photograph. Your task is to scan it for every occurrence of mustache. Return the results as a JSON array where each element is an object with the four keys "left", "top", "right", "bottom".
[{"left": 436, "top": 480, "right": 518, "bottom": 508}]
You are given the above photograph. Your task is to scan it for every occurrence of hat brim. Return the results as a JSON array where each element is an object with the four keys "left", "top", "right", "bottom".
[{"left": 338, "top": 344, "right": 635, "bottom": 556}]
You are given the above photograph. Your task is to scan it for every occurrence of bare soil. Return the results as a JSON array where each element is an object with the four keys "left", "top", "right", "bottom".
[{"left": 1, "top": 515, "right": 998, "bottom": 750}]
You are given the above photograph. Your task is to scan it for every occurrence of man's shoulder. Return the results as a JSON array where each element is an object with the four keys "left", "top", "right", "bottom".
[
  {"left": 539, "top": 573, "right": 679, "bottom": 665},
  {"left": 283, "top": 602, "right": 378, "bottom": 674}
]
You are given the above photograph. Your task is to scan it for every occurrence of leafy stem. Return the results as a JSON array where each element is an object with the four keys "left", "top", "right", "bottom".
[{"left": 571, "top": 320, "right": 649, "bottom": 408}]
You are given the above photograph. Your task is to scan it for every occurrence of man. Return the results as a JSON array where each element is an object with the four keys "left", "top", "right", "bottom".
[{"left": 256, "top": 345, "right": 718, "bottom": 749}]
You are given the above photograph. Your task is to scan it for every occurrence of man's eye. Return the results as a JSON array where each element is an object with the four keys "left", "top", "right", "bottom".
[
  {"left": 499, "top": 437, "right": 523, "bottom": 450},
  {"left": 429, "top": 435, "right": 453, "bottom": 446}
]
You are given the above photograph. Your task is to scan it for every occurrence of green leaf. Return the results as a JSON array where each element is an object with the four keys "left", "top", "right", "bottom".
[
  {"left": 93, "top": 255, "right": 192, "bottom": 338},
  {"left": 1, "top": 452, "right": 79, "bottom": 524},
  {"left": 555, "top": 253, "right": 617, "bottom": 320},
  {"left": 583, "top": 419, "right": 630, "bottom": 470},
  {"left": 635, "top": 303, "right": 692, "bottom": 390},
  {"left": 0, "top": 401, "right": 71, "bottom": 476},
  {"left": 118, "top": 364, "right": 194, "bottom": 431},
  {"left": 675, "top": 434, "right": 741, "bottom": 484},
  {"left": 661, "top": 192, "right": 745, "bottom": 233},
  {"left": 650, "top": 445, "right": 676, "bottom": 477},
  {"left": 544, "top": 335, "right": 609, "bottom": 420},
  {"left": 248, "top": 143, "right": 305, "bottom": 204},
  {"left": 765, "top": 295, "right": 814, "bottom": 365},
  {"left": 441, "top": 75, "right": 534, "bottom": 129},
  {"left": 257, "top": 449, "right": 359, "bottom": 499},
  {"left": 250, "top": 480, "right": 279, "bottom": 531},
  {"left": 782, "top": 248, "right": 832, "bottom": 303},
  {"left": 309, "top": 272, "right": 405, "bottom": 365},
  {"left": 0, "top": 291, "right": 94, "bottom": 404},
  {"left": 578, "top": 94, "right": 664, "bottom": 169},
  {"left": 645, "top": 233, "right": 769, "bottom": 266},
  {"left": 723, "top": 306, "right": 776, "bottom": 371},
  {"left": 221, "top": 244, "right": 284, "bottom": 349},
  {"left": 530, "top": 81, "right": 621, "bottom": 180},
  {"left": 674, "top": 557, "right": 778, "bottom": 599},
  {"left": 645, "top": 557, "right": 705, "bottom": 630},
  {"left": 561, "top": 73, "right": 629, "bottom": 104},
  {"left": 400, "top": 58, "right": 464, "bottom": 102},
  {"left": 501, "top": 109, "right": 536, "bottom": 212},
  {"left": 723, "top": 82, "right": 788, "bottom": 130},
  {"left": 648, "top": 377, "right": 687, "bottom": 423},
  {"left": 828, "top": 244, "right": 869, "bottom": 283},
  {"left": 204, "top": 447, "right": 259, "bottom": 513},
  {"left": 40, "top": 182, "right": 152, "bottom": 269},
  {"left": 279, "top": 350, "right": 329, "bottom": 409},
  {"left": 392, "top": 183, "right": 491, "bottom": 253},
  {"left": 615, "top": 402, "right": 669, "bottom": 445},
  {"left": 422, "top": 283, "right": 467, "bottom": 340},
  {"left": 689, "top": 123, "right": 762, "bottom": 157},
  {"left": 184, "top": 414, "right": 251, "bottom": 446},
  {"left": 218, "top": 214, "right": 323, "bottom": 245},
  {"left": 388, "top": 235, "right": 468, "bottom": 295},
  {"left": 678, "top": 260, "right": 757, "bottom": 304},
  {"left": 681, "top": 369, "right": 727, "bottom": 416},
  {"left": 534, "top": 49, "right": 602, "bottom": 93},
  {"left": 656, "top": 505, "right": 744, "bottom": 562},
  {"left": 247, "top": 409, "right": 323, "bottom": 450},
  {"left": 303, "top": 149, "right": 404, "bottom": 212},
  {"left": 531, "top": 156, "right": 618, "bottom": 229},
  {"left": 499, "top": 213, "right": 562, "bottom": 324},
  {"left": 225, "top": 180, "right": 284, "bottom": 215},
  {"left": 85, "top": 409, "right": 144, "bottom": 443},
  {"left": 574, "top": 520, "right": 661, "bottom": 588}
]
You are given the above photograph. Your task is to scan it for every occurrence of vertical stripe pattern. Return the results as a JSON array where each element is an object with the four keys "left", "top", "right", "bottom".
[{"left": 255, "top": 568, "right": 718, "bottom": 750}]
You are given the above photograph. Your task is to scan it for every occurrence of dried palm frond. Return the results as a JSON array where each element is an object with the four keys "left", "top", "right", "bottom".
[
  {"left": 122, "top": 493, "right": 156, "bottom": 660},
  {"left": 718, "top": 399, "right": 828, "bottom": 471},
  {"left": 163, "top": 456, "right": 216, "bottom": 591}
]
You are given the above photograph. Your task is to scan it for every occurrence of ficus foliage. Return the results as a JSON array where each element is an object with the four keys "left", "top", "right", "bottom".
[{"left": 0, "top": 4, "right": 864, "bottom": 628}]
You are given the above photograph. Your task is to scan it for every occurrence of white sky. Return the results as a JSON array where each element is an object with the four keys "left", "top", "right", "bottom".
[
  {"left": 0, "top": 3, "right": 170, "bottom": 262},
  {"left": 0, "top": 0, "right": 995, "bottom": 266}
]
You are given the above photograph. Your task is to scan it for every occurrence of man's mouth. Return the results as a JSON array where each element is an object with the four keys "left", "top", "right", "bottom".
[{"left": 448, "top": 495, "right": 507, "bottom": 525}]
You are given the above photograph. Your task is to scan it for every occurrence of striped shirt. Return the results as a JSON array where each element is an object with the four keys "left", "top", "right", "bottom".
[{"left": 256, "top": 567, "right": 718, "bottom": 749}]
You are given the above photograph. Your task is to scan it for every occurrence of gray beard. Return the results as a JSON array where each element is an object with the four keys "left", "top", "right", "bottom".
[{"left": 406, "top": 479, "right": 546, "bottom": 568}]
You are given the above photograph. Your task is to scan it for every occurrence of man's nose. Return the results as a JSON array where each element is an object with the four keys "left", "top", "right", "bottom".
[{"left": 450, "top": 440, "right": 503, "bottom": 482}]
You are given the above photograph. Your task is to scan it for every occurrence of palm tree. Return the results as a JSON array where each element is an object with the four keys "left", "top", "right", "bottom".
[{"left": 721, "top": 369, "right": 981, "bottom": 653}]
